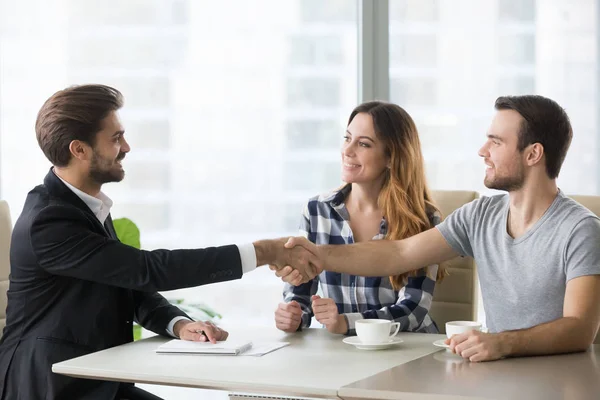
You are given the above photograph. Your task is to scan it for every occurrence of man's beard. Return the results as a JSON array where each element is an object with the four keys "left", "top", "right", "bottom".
[
  {"left": 484, "top": 167, "right": 525, "bottom": 192},
  {"left": 89, "top": 151, "right": 126, "bottom": 184}
]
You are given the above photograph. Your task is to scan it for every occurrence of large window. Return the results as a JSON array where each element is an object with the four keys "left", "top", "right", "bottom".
[
  {"left": 389, "top": 0, "right": 600, "bottom": 195},
  {"left": 0, "top": 0, "right": 358, "bottom": 327}
]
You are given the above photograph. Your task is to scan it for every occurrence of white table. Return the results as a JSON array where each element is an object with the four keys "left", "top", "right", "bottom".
[
  {"left": 339, "top": 345, "right": 600, "bottom": 400},
  {"left": 52, "top": 327, "right": 444, "bottom": 399}
]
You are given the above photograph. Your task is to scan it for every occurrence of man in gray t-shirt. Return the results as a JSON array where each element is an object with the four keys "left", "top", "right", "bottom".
[
  {"left": 438, "top": 190, "right": 600, "bottom": 334},
  {"left": 280, "top": 95, "right": 600, "bottom": 362}
]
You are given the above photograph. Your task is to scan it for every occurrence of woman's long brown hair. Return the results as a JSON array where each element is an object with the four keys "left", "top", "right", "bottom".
[{"left": 348, "top": 101, "right": 446, "bottom": 290}]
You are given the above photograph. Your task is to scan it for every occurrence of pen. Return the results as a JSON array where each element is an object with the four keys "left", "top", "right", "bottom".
[{"left": 196, "top": 329, "right": 209, "bottom": 341}]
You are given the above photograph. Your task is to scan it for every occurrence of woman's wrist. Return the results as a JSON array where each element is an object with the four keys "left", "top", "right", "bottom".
[{"left": 335, "top": 314, "right": 349, "bottom": 334}]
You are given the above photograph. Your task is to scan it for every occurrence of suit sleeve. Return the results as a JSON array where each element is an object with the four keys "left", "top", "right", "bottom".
[
  {"left": 132, "top": 291, "right": 190, "bottom": 336},
  {"left": 30, "top": 205, "right": 242, "bottom": 292}
]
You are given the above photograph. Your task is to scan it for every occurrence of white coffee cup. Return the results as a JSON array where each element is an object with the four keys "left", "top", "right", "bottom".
[
  {"left": 445, "top": 321, "right": 482, "bottom": 338},
  {"left": 355, "top": 320, "right": 400, "bottom": 344}
]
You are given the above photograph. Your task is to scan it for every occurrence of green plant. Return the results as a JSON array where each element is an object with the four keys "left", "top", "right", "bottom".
[
  {"left": 112, "top": 218, "right": 140, "bottom": 249},
  {"left": 112, "top": 218, "right": 222, "bottom": 340},
  {"left": 167, "top": 299, "right": 222, "bottom": 321}
]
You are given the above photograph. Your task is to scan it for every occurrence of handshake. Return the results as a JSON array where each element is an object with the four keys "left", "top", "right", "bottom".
[{"left": 254, "top": 236, "right": 323, "bottom": 285}]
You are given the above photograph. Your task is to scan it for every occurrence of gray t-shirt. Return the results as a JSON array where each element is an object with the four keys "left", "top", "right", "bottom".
[{"left": 437, "top": 190, "right": 600, "bottom": 333}]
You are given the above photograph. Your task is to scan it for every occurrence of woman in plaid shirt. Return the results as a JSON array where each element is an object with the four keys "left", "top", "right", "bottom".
[{"left": 274, "top": 101, "right": 445, "bottom": 335}]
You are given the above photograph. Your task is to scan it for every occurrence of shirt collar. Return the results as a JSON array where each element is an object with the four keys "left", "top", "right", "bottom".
[
  {"left": 323, "top": 183, "right": 352, "bottom": 207},
  {"left": 54, "top": 171, "right": 113, "bottom": 224},
  {"left": 323, "top": 184, "right": 389, "bottom": 236}
]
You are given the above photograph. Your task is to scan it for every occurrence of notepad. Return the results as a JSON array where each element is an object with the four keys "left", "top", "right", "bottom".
[{"left": 155, "top": 339, "right": 253, "bottom": 355}]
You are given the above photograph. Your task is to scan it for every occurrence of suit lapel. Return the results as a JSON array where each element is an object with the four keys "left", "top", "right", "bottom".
[{"left": 104, "top": 214, "right": 119, "bottom": 241}]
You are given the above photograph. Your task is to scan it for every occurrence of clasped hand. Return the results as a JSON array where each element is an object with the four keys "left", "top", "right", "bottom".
[
  {"left": 274, "top": 295, "right": 348, "bottom": 334},
  {"left": 269, "top": 237, "right": 323, "bottom": 285}
]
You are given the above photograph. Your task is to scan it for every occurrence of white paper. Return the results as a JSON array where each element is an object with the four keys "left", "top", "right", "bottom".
[
  {"left": 156, "top": 339, "right": 252, "bottom": 355},
  {"left": 240, "top": 342, "right": 289, "bottom": 357}
]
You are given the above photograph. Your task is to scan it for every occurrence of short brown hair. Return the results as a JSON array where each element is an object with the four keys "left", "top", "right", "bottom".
[
  {"left": 35, "top": 84, "right": 123, "bottom": 167},
  {"left": 494, "top": 95, "right": 572, "bottom": 179}
]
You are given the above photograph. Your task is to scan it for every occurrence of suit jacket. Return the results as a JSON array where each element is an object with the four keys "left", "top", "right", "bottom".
[{"left": 0, "top": 170, "right": 243, "bottom": 399}]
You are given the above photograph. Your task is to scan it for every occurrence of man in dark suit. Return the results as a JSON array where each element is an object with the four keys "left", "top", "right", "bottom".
[{"left": 0, "top": 84, "right": 320, "bottom": 400}]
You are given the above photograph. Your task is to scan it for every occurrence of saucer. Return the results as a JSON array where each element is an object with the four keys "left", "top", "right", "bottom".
[
  {"left": 433, "top": 339, "right": 451, "bottom": 349},
  {"left": 342, "top": 336, "right": 403, "bottom": 350}
]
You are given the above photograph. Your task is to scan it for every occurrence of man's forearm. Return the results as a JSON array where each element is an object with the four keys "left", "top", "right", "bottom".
[
  {"left": 500, "top": 317, "right": 594, "bottom": 357},
  {"left": 319, "top": 228, "right": 456, "bottom": 277},
  {"left": 253, "top": 239, "right": 284, "bottom": 266},
  {"left": 320, "top": 240, "right": 411, "bottom": 276}
]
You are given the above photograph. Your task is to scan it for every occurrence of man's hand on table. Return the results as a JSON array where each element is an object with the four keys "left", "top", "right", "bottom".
[
  {"left": 174, "top": 320, "right": 229, "bottom": 344},
  {"left": 445, "top": 330, "right": 507, "bottom": 362}
]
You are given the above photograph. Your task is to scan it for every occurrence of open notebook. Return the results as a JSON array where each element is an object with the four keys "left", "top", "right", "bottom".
[{"left": 156, "top": 339, "right": 253, "bottom": 355}]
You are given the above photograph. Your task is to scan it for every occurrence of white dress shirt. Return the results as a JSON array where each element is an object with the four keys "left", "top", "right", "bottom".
[{"left": 55, "top": 172, "right": 257, "bottom": 337}]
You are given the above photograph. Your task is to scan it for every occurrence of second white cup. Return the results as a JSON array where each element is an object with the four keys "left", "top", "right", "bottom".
[
  {"left": 355, "top": 320, "right": 400, "bottom": 344},
  {"left": 445, "top": 321, "right": 482, "bottom": 338}
]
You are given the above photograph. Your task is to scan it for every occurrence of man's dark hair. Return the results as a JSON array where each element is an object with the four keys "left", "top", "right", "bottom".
[
  {"left": 495, "top": 95, "right": 572, "bottom": 179},
  {"left": 35, "top": 84, "right": 123, "bottom": 167}
]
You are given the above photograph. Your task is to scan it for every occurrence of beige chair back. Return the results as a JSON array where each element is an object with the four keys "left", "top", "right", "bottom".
[
  {"left": 429, "top": 190, "right": 479, "bottom": 334},
  {"left": 568, "top": 195, "right": 600, "bottom": 344},
  {"left": 0, "top": 201, "right": 10, "bottom": 338}
]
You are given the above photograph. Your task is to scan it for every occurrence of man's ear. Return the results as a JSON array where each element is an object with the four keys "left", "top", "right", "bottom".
[
  {"left": 69, "top": 140, "right": 91, "bottom": 162},
  {"left": 525, "top": 142, "right": 544, "bottom": 167}
]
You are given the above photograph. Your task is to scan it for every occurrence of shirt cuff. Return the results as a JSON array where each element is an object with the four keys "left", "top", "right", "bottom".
[
  {"left": 300, "top": 311, "right": 312, "bottom": 330},
  {"left": 344, "top": 312, "right": 364, "bottom": 333},
  {"left": 166, "top": 316, "right": 192, "bottom": 338},
  {"left": 237, "top": 243, "right": 257, "bottom": 274}
]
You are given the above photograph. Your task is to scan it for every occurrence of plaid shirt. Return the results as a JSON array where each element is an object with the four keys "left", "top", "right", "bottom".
[{"left": 283, "top": 184, "right": 440, "bottom": 334}]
